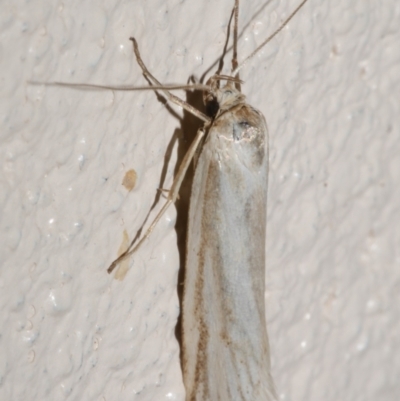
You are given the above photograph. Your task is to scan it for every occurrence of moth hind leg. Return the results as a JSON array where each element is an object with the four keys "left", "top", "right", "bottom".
[{"left": 107, "top": 127, "right": 206, "bottom": 274}]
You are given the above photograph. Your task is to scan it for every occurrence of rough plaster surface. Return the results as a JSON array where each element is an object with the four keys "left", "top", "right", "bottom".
[{"left": 1, "top": 0, "right": 399, "bottom": 400}]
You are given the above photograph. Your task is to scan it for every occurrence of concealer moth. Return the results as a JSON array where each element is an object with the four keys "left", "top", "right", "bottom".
[
  {"left": 111, "top": 1, "right": 308, "bottom": 400},
  {"left": 35, "top": 0, "right": 309, "bottom": 399}
]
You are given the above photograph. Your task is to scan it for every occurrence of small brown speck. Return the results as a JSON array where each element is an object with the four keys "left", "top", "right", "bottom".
[
  {"left": 122, "top": 169, "right": 137, "bottom": 191},
  {"left": 330, "top": 43, "right": 340, "bottom": 57}
]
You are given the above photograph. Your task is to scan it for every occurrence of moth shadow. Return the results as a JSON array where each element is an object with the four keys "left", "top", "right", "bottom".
[{"left": 171, "top": 86, "right": 206, "bottom": 346}]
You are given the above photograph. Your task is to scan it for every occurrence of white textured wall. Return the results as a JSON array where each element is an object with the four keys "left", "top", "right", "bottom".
[{"left": 1, "top": 0, "right": 399, "bottom": 400}]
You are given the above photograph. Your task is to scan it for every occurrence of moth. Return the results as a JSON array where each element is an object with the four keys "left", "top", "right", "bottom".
[
  {"left": 38, "top": 0, "right": 308, "bottom": 399},
  {"left": 108, "top": 1, "right": 307, "bottom": 399}
]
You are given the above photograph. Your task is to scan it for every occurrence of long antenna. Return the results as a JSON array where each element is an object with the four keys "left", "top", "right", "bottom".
[
  {"left": 232, "top": 0, "right": 308, "bottom": 76},
  {"left": 28, "top": 81, "right": 210, "bottom": 92},
  {"left": 231, "top": 0, "right": 239, "bottom": 74}
]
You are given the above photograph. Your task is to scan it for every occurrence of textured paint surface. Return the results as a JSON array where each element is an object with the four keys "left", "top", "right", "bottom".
[{"left": 0, "top": 0, "right": 399, "bottom": 401}]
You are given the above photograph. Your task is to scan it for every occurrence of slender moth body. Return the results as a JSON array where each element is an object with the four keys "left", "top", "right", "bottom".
[
  {"left": 34, "top": 0, "right": 309, "bottom": 399},
  {"left": 182, "top": 88, "right": 273, "bottom": 400}
]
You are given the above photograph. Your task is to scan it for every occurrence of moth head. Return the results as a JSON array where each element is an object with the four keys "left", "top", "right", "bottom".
[{"left": 203, "top": 74, "right": 245, "bottom": 117}]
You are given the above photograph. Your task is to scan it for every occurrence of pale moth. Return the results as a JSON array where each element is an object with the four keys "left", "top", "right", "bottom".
[
  {"left": 40, "top": 0, "right": 308, "bottom": 399},
  {"left": 112, "top": 1, "right": 308, "bottom": 400}
]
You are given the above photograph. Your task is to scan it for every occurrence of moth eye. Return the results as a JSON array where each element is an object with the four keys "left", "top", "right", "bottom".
[{"left": 206, "top": 99, "right": 219, "bottom": 118}]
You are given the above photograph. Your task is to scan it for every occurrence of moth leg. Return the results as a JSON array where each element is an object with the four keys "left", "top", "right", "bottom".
[
  {"left": 158, "top": 188, "right": 180, "bottom": 200},
  {"left": 130, "top": 37, "right": 211, "bottom": 123},
  {"left": 108, "top": 127, "right": 206, "bottom": 273}
]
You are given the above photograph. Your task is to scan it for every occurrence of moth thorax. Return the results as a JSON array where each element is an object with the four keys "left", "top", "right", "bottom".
[{"left": 216, "top": 84, "right": 245, "bottom": 110}]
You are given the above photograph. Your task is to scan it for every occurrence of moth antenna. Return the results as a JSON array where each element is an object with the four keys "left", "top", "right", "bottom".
[
  {"left": 28, "top": 81, "right": 210, "bottom": 92},
  {"left": 232, "top": 0, "right": 308, "bottom": 76},
  {"left": 216, "top": 4, "right": 236, "bottom": 77},
  {"left": 231, "top": 0, "right": 241, "bottom": 91}
]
